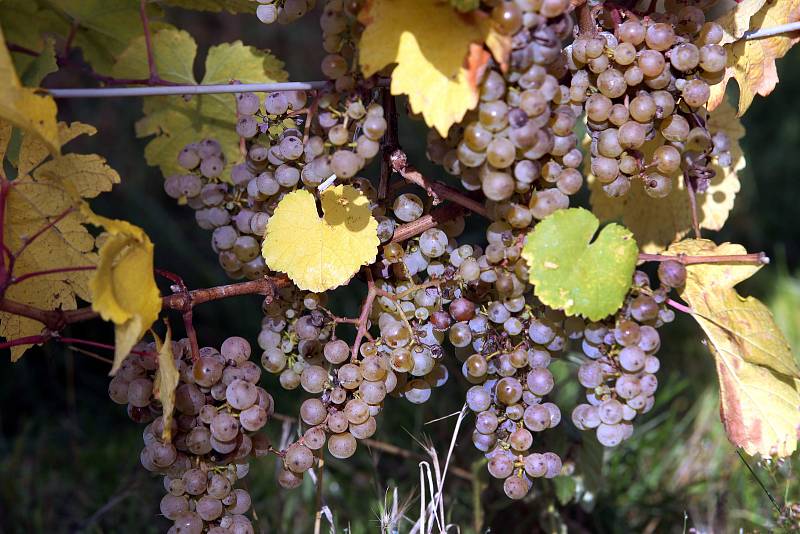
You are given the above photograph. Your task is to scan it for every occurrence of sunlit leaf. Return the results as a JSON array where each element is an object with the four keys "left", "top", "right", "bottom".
[
  {"left": 668, "top": 239, "right": 800, "bottom": 457},
  {"left": 358, "top": 0, "right": 490, "bottom": 136},
  {"left": 262, "top": 185, "right": 380, "bottom": 293},
  {"left": 521, "top": 208, "right": 638, "bottom": 321}
]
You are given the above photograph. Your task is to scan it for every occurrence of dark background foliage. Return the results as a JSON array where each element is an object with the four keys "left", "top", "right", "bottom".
[{"left": 1, "top": 6, "right": 800, "bottom": 533}]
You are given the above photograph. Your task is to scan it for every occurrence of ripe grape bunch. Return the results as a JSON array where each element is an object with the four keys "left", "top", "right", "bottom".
[
  {"left": 109, "top": 337, "right": 272, "bottom": 534},
  {"left": 572, "top": 10, "right": 730, "bottom": 198}
]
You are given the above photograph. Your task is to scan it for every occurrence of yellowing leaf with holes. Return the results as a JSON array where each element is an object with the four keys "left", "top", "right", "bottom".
[
  {"left": 82, "top": 206, "right": 161, "bottom": 375},
  {"left": 153, "top": 326, "right": 179, "bottom": 443},
  {"left": 709, "top": 0, "right": 800, "bottom": 114},
  {"left": 113, "top": 28, "right": 287, "bottom": 177},
  {"left": 668, "top": 239, "right": 800, "bottom": 457},
  {"left": 358, "top": 0, "right": 490, "bottom": 136},
  {"left": 0, "top": 122, "right": 120, "bottom": 361},
  {"left": 589, "top": 97, "right": 744, "bottom": 253},
  {"left": 262, "top": 185, "right": 379, "bottom": 293},
  {"left": 0, "top": 27, "right": 59, "bottom": 155}
]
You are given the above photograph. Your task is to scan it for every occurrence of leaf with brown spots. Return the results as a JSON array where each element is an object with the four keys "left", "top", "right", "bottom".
[{"left": 669, "top": 239, "right": 800, "bottom": 457}]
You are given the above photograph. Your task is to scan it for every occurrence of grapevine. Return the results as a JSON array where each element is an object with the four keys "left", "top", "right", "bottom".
[{"left": 1, "top": 0, "right": 799, "bottom": 531}]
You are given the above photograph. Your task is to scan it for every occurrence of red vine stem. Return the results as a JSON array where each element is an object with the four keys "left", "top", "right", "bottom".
[
  {"left": 139, "top": 0, "right": 158, "bottom": 82},
  {"left": 391, "top": 204, "right": 466, "bottom": 243},
  {"left": 638, "top": 252, "right": 769, "bottom": 265},
  {"left": 0, "top": 275, "right": 290, "bottom": 336},
  {"left": 350, "top": 268, "right": 377, "bottom": 362},
  {"left": 156, "top": 269, "right": 201, "bottom": 362},
  {"left": 667, "top": 298, "right": 693, "bottom": 315},
  {"left": 389, "top": 149, "right": 488, "bottom": 218},
  {"left": 11, "top": 265, "right": 96, "bottom": 285}
]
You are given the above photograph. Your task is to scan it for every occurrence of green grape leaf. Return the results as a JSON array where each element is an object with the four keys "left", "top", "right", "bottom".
[
  {"left": 521, "top": 208, "right": 638, "bottom": 321},
  {"left": 162, "top": 0, "right": 255, "bottom": 13},
  {"left": 449, "top": 0, "right": 480, "bottom": 11},
  {"left": 19, "top": 37, "right": 57, "bottom": 86},
  {"left": 112, "top": 28, "right": 287, "bottom": 177},
  {"left": 0, "top": 0, "right": 67, "bottom": 74},
  {"left": 553, "top": 476, "right": 577, "bottom": 505},
  {"left": 0, "top": 0, "right": 171, "bottom": 76}
]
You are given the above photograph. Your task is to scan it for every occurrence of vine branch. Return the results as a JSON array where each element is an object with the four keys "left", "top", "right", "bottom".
[
  {"left": 351, "top": 267, "right": 377, "bottom": 362},
  {"left": 389, "top": 149, "right": 488, "bottom": 217},
  {"left": 0, "top": 275, "right": 291, "bottom": 346},
  {"left": 638, "top": 252, "right": 769, "bottom": 265}
]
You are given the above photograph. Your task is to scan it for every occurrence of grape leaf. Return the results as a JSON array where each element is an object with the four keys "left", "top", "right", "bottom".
[
  {"left": 358, "top": 0, "right": 491, "bottom": 136},
  {"left": 0, "top": 27, "right": 59, "bottom": 155},
  {"left": 19, "top": 37, "right": 57, "bottom": 87},
  {"left": 47, "top": 0, "right": 167, "bottom": 75},
  {"left": 521, "top": 208, "right": 638, "bottom": 321},
  {"left": 0, "top": 122, "right": 120, "bottom": 361},
  {"left": 709, "top": 0, "right": 800, "bottom": 115},
  {"left": 0, "top": 0, "right": 69, "bottom": 74},
  {"left": 153, "top": 326, "right": 179, "bottom": 443},
  {"left": 262, "top": 185, "right": 379, "bottom": 293},
  {"left": 713, "top": 0, "right": 769, "bottom": 44},
  {"left": 82, "top": 206, "right": 161, "bottom": 375},
  {"left": 113, "top": 28, "right": 287, "bottom": 178},
  {"left": 668, "top": 239, "right": 800, "bottom": 457},
  {"left": 588, "top": 97, "right": 745, "bottom": 253},
  {"left": 162, "top": 0, "right": 254, "bottom": 12}
]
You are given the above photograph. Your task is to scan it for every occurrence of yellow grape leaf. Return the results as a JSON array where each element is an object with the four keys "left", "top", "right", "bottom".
[
  {"left": 667, "top": 239, "right": 800, "bottom": 457},
  {"left": 588, "top": 97, "right": 744, "bottom": 253},
  {"left": 113, "top": 28, "right": 287, "bottom": 177},
  {"left": 713, "top": 0, "right": 769, "bottom": 44},
  {"left": 358, "top": 0, "right": 490, "bottom": 136},
  {"left": 0, "top": 27, "right": 59, "bottom": 155},
  {"left": 709, "top": 0, "right": 800, "bottom": 114},
  {"left": 0, "top": 122, "right": 120, "bottom": 361},
  {"left": 153, "top": 326, "right": 179, "bottom": 443},
  {"left": 262, "top": 185, "right": 379, "bottom": 293},
  {"left": 81, "top": 205, "right": 161, "bottom": 374}
]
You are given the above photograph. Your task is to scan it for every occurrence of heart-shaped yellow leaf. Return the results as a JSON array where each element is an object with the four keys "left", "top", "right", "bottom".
[{"left": 262, "top": 185, "right": 379, "bottom": 293}]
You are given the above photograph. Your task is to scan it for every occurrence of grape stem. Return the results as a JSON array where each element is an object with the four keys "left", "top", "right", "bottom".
[
  {"left": 379, "top": 91, "right": 399, "bottom": 201},
  {"left": 156, "top": 269, "right": 201, "bottom": 362},
  {"left": 683, "top": 170, "right": 702, "bottom": 239},
  {"left": 666, "top": 298, "right": 693, "bottom": 315},
  {"left": 350, "top": 267, "right": 378, "bottom": 362},
  {"left": 638, "top": 252, "right": 769, "bottom": 265},
  {"left": 0, "top": 275, "right": 290, "bottom": 347},
  {"left": 389, "top": 149, "right": 488, "bottom": 217},
  {"left": 391, "top": 204, "right": 467, "bottom": 243}
]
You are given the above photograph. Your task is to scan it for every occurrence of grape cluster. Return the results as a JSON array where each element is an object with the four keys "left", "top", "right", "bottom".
[
  {"left": 255, "top": 0, "right": 316, "bottom": 25},
  {"left": 164, "top": 84, "right": 386, "bottom": 280},
  {"left": 109, "top": 337, "right": 272, "bottom": 533},
  {"left": 570, "top": 13, "right": 729, "bottom": 198},
  {"left": 571, "top": 262, "right": 685, "bottom": 446},
  {"left": 427, "top": 0, "right": 581, "bottom": 217},
  {"left": 319, "top": 0, "right": 366, "bottom": 91}
]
